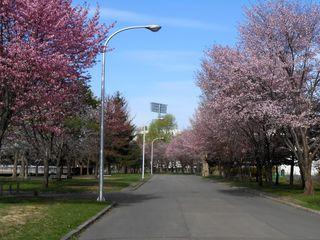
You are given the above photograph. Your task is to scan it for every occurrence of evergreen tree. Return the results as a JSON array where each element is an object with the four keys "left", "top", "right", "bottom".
[{"left": 104, "top": 92, "right": 136, "bottom": 173}]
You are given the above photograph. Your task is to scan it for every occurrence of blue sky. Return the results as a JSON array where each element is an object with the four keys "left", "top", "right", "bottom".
[{"left": 74, "top": 0, "right": 251, "bottom": 129}]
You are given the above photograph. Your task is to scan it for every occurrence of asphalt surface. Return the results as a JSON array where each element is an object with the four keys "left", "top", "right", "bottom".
[{"left": 79, "top": 175, "right": 320, "bottom": 240}]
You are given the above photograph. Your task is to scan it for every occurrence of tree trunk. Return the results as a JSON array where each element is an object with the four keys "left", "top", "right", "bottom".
[
  {"left": 56, "top": 163, "right": 61, "bottom": 181},
  {"left": 266, "top": 164, "right": 273, "bottom": 184},
  {"left": 12, "top": 153, "right": 18, "bottom": 178},
  {"left": 264, "top": 137, "right": 272, "bottom": 184},
  {"left": 191, "top": 163, "right": 194, "bottom": 174},
  {"left": 290, "top": 155, "right": 294, "bottom": 186},
  {"left": 95, "top": 162, "right": 98, "bottom": 179},
  {"left": 86, "top": 159, "right": 90, "bottom": 175},
  {"left": 218, "top": 161, "right": 222, "bottom": 176},
  {"left": 108, "top": 162, "right": 111, "bottom": 175},
  {"left": 67, "top": 159, "right": 72, "bottom": 178},
  {"left": 35, "top": 164, "right": 38, "bottom": 176},
  {"left": 239, "top": 164, "right": 244, "bottom": 181},
  {"left": 299, "top": 165, "right": 305, "bottom": 189},
  {"left": 303, "top": 161, "right": 314, "bottom": 195},
  {"left": 79, "top": 163, "right": 83, "bottom": 175},
  {"left": 286, "top": 127, "right": 314, "bottom": 194},
  {"left": 25, "top": 158, "right": 28, "bottom": 179},
  {"left": 275, "top": 165, "right": 279, "bottom": 185},
  {"left": 0, "top": 88, "right": 12, "bottom": 151},
  {"left": 257, "top": 162, "right": 263, "bottom": 186},
  {"left": 43, "top": 154, "right": 49, "bottom": 188},
  {"left": 197, "top": 161, "right": 201, "bottom": 175},
  {"left": 20, "top": 155, "right": 25, "bottom": 178},
  {"left": 202, "top": 160, "right": 209, "bottom": 177}
]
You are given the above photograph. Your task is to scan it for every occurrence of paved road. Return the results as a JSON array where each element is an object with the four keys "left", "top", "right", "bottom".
[{"left": 79, "top": 175, "right": 320, "bottom": 240}]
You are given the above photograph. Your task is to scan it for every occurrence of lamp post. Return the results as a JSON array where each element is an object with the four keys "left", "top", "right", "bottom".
[
  {"left": 150, "top": 137, "right": 164, "bottom": 175},
  {"left": 141, "top": 119, "right": 162, "bottom": 179},
  {"left": 142, "top": 126, "right": 147, "bottom": 180},
  {"left": 98, "top": 25, "right": 161, "bottom": 202}
]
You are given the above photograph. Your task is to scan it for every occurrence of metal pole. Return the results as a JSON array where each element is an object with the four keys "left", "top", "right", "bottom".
[
  {"left": 150, "top": 137, "right": 163, "bottom": 175},
  {"left": 151, "top": 140, "right": 154, "bottom": 175},
  {"left": 97, "top": 25, "right": 161, "bottom": 202},
  {"left": 142, "top": 126, "right": 146, "bottom": 179},
  {"left": 98, "top": 46, "right": 106, "bottom": 202}
]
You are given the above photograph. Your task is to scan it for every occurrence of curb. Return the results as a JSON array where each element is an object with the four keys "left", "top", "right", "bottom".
[
  {"left": 131, "top": 179, "right": 148, "bottom": 191},
  {"left": 60, "top": 201, "right": 117, "bottom": 240},
  {"left": 126, "top": 175, "right": 153, "bottom": 192},
  {"left": 243, "top": 188, "right": 320, "bottom": 216},
  {"left": 207, "top": 178, "right": 320, "bottom": 216}
]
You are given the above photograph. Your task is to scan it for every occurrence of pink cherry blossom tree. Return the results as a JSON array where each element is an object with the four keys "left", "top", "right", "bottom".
[
  {"left": 0, "top": 0, "right": 111, "bottom": 150},
  {"left": 194, "top": 0, "right": 320, "bottom": 194},
  {"left": 239, "top": 0, "right": 320, "bottom": 194},
  {"left": 0, "top": 0, "right": 112, "bottom": 187},
  {"left": 166, "top": 130, "right": 201, "bottom": 174}
]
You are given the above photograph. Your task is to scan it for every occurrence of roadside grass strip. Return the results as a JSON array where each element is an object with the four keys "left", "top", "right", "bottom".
[
  {"left": 207, "top": 175, "right": 320, "bottom": 211},
  {"left": 0, "top": 173, "right": 146, "bottom": 240}
]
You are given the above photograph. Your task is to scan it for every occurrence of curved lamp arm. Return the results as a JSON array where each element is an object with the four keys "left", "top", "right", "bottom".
[
  {"left": 103, "top": 25, "right": 161, "bottom": 48},
  {"left": 98, "top": 24, "right": 161, "bottom": 201},
  {"left": 150, "top": 137, "right": 164, "bottom": 175}
]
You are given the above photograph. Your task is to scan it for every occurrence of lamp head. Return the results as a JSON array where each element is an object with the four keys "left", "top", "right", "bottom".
[{"left": 146, "top": 25, "right": 161, "bottom": 32}]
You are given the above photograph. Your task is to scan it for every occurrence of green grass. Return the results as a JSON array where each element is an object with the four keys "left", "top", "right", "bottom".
[
  {"left": 0, "top": 173, "right": 148, "bottom": 240},
  {"left": 206, "top": 175, "right": 320, "bottom": 211},
  {"left": 0, "top": 197, "right": 108, "bottom": 240},
  {"left": 0, "top": 173, "right": 147, "bottom": 193}
]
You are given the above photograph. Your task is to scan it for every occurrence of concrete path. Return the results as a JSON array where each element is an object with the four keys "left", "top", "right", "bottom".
[{"left": 79, "top": 175, "right": 320, "bottom": 240}]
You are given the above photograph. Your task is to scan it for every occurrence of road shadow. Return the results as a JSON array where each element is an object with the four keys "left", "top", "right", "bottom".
[
  {"left": 218, "top": 187, "right": 258, "bottom": 198},
  {"left": 106, "top": 191, "right": 160, "bottom": 206}
]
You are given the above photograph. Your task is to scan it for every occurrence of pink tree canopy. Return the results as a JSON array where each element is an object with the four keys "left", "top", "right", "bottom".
[
  {"left": 0, "top": 0, "right": 111, "bottom": 148},
  {"left": 193, "top": 0, "right": 320, "bottom": 194}
]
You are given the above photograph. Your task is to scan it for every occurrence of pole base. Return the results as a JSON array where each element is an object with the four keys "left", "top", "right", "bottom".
[{"left": 97, "top": 195, "right": 106, "bottom": 202}]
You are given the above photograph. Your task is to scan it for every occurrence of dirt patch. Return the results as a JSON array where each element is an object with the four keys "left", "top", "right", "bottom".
[{"left": 0, "top": 205, "right": 47, "bottom": 237}]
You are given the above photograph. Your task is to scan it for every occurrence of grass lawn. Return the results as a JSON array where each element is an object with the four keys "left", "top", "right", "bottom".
[
  {"left": 206, "top": 175, "right": 320, "bottom": 211},
  {"left": 0, "top": 173, "right": 147, "bottom": 240},
  {"left": 0, "top": 173, "right": 147, "bottom": 193},
  {"left": 0, "top": 197, "right": 107, "bottom": 240}
]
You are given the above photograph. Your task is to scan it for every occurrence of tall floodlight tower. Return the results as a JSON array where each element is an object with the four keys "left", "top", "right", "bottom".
[
  {"left": 147, "top": 102, "right": 168, "bottom": 174},
  {"left": 150, "top": 102, "right": 167, "bottom": 118}
]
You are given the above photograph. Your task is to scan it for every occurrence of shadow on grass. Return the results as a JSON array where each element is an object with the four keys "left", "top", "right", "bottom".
[
  {"left": 0, "top": 190, "right": 159, "bottom": 208},
  {"left": 0, "top": 174, "right": 144, "bottom": 194},
  {"left": 0, "top": 196, "right": 107, "bottom": 206}
]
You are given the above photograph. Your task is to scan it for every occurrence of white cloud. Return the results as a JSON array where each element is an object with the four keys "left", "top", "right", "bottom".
[
  {"left": 124, "top": 49, "right": 198, "bottom": 61},
  {"left": 121, "top": 49, "right": 201, "bottom": 72},
  {"left": 156, "top": 80, "right": 197, "bottom": 91},
  {"left": 98, "top": 8, "right": 227, "bottom": 32}
]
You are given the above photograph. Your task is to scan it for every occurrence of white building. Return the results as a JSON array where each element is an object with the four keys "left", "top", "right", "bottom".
[{"left": 279, "top": 161, "right": 319, "bottom": 176}]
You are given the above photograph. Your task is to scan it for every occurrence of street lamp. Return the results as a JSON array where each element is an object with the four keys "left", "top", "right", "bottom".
[
  {"left": 141, "top": 118, "right": 163, "bottom": 180},
  {"left": 98, "top": 25, "right": 161, "bottom": 202},
  {"left": 150, "top": 137, "right": 164, "bottom": 175},
  {"left": 142, "top": 126, "right": 147, "bottom": 180}
]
